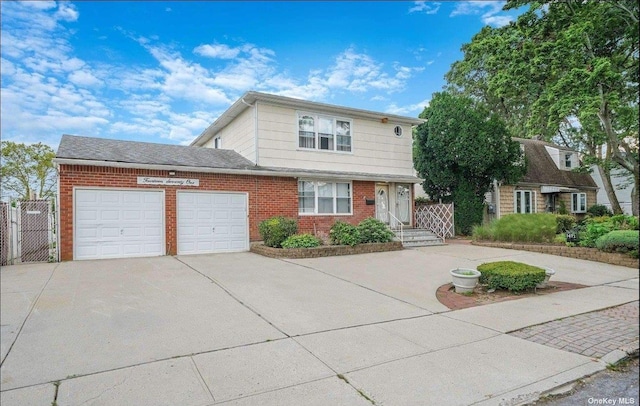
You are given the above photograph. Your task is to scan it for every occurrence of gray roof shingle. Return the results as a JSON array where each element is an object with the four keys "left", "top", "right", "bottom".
[
  {"left": 56, "top": 134, "right": 256, "bottom": 170},
  {"left": 516, "top": 138, "right": 597, "bottom": 189}
]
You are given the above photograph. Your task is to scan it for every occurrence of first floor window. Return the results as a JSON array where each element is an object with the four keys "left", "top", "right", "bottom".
[
  {"left": 571, "top": 193, "right": 586, "bottom": 213},
  {"left": 514, "top": 190, "right": 533, "bottom": 213},
  {"left": 298, "top": 181, "right": 352, "bottom": 214}
]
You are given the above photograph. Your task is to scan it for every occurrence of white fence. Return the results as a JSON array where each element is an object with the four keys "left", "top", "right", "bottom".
[
  {"left": 414, "top": 203, "right": 455, "bottom": 240},
  {"left": 1, "top": 200, "right": 56, "bottom": 266}
]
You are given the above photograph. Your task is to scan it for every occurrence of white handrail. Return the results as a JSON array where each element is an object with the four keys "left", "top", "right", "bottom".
[{"left": 388, "top": 212, "right": 404, "bottom": 244}]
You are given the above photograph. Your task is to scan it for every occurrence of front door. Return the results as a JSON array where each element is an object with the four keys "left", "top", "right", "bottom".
[
  {"left": 396, "top": 184, "right": 411, "bottom": 225},
  {"left": 376, "top": 185, "right": 389, "bottom": 224}
]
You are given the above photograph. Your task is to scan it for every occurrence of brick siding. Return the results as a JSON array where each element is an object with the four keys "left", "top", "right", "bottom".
[{"left": 58, "top": 165, "right": 376, "bottom": 260}]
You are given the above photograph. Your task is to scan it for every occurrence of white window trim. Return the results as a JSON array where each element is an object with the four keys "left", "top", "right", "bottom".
[
  {"left": 296, "top": 111, "right": 353, "bottom": 154},
  {"left": 514, "top": 190, "right": 536, "bottom": 214},
  {"left": 571, "top": 192, "right": 587, "bottom": 213},
  {"left": 298, "top": 180, "right": 353, "bottom": 216},
  {"left": 213, "top": 136, "right": 222, "bottom": 149}
]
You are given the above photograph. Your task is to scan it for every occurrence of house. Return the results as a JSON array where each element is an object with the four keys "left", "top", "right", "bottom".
[
  {"left": 486, "top": 138, "right": 598, "bottom": 220},
  {"left": 54, "top": 91, "right": 423, "bottom": 261},
  {"left": 590, "top": 165, "right": 636, "bottom": 215}
]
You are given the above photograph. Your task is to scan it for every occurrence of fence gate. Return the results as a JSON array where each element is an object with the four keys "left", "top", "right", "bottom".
[{"left": 1, "top": 200, "right": 56, "bottom": 265}]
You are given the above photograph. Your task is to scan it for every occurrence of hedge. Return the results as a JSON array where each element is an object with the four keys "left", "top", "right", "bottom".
[{"left": 477, "top": 261, "right": 546, "bottom": 292}]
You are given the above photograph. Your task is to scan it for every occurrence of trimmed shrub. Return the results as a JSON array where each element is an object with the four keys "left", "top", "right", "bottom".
[
  {"left": 587, "top": 204, "right": 613, "bottom": 217},
  {"left": 579, "top": 216, "right": 614, "bottom": 248},
  {"left": 491, "top": 213, "right": 557, "bottom": 243},
  {"left": 555, "top": 214, "right": 577, "bottom": 234},
  {"left": 258, "top": 216, "right": 298, "bottom": 248},
  {"left": 330, "top": 221, "right": 361, "bottom": 246},
  {"left": 281, "top": 233, "right": 323, "bottom": 249},
  {"left": 595, "top": 230, "right": 639, "bottom": 257},
  {"left": 357, "top": 217, "right": 394, "bottom": 243},
  {"left": 477, "top": 261, "right": 546, "bottom": 292}
]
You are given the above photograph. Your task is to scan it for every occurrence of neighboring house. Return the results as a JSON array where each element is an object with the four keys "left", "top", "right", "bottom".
[
  {"left": 590, "top": 165, "right": 636, "bottom": 215},
  {"left": 486, "top": 138, "right": 598, "bottom": 220},
  {"left": 54, "top": 91, "right": 423, "bottom": 261}
]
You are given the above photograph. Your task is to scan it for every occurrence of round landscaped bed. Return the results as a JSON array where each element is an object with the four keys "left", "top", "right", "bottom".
[{"left": 250, "top": 241, "right": 403, "bottom": 259}]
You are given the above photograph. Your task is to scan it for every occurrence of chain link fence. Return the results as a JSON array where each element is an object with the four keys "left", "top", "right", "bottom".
[{"left": 1, "top": 199, "right": 57, "bottom": 266}]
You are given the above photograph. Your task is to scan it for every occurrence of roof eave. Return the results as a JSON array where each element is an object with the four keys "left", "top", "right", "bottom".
[{"left": 53, "top": 158, "right": 421, "bottom": 183}]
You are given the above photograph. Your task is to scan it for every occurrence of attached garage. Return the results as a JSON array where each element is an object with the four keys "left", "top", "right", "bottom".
[
  {"left": 177, "top": 191, "right": 248, "bottom": 255},
  {"left": 74, "top": 189, "right": 164, "bottom": 260}
]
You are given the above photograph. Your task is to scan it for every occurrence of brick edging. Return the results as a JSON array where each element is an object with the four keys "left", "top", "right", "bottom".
[
  {"left": 250, "top": 241, "right": 403, "bottom": 259},
  {"left": 472, "top": 241, "right": 639, "bottom": 268}
]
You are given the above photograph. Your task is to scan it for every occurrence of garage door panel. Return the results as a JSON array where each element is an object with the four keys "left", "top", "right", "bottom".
[
  {"left": 100, "top": 210, "right": 120, "bottom": 221},
  {"left": 178, "top": 192, "right": 247, "bottom": 255},
  {"left": 75, "top": 189, "right": 164, "bottom": 260},
  {"left": 100, "top": 192, "right": 121, "bottom": 204},
  {"left": 100, "top": 227, "right": 120, "bottom": 238},
  {"left": 76, "top": 209, "right": 98, "bottom": 221},
  {"left": 196, "top": 194, "right": 213, "bottom": 205}
]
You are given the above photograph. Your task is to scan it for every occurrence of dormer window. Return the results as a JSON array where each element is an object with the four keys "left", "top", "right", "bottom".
[
  {"left": 298, "top": 112, "right": 352, "bottom": 152},
  {"left": 564, "top": 153, "right": 572, "bottom": 169}
]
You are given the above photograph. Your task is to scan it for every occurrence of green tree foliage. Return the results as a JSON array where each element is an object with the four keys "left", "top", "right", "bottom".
[
  {"left": 0, "top": 141, "right": 56, "bottom": 200},
  {"left": 446, "top": 0, "right": 639, "bottom": 215},
  {"left": 413, "top": 92, "right": 525, "bottom": 235}
]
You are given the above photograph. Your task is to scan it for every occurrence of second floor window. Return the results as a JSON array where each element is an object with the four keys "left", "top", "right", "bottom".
[
  {"left": 298, "top": 112, "right": 352, "bottom": 152},
  {"left": 565, "top": 153, "right": 572, "bottom": 169}
]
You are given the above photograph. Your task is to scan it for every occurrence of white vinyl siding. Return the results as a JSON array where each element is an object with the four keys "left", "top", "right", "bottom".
[
  {"left": 256, "top": 104, "right": 415, "bottom": 176},
  {"left": 298, "top": 181, "right": 352, "bottom": 215},
  {"left": 571, "top": 192, "right": 587, "bottom": 213},
  {"left": 298, "top": 111, "right": 352, "bottom": 153},
  {"left": 204, "top": 107, "right": 256, "bottom": 163}
]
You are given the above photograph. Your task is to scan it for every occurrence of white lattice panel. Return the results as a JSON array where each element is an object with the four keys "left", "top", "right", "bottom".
[{"left": 414, "top": 203, "right": 455, "bottom": 238}]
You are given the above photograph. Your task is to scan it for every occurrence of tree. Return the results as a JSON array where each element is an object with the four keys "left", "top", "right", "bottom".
[
  {"left": 446, "top": 0, "right": 639, "bottom": 215},
  {"left": 413, "top": 92, "right": 525, "bottom": 234},
  {"left": 0, "top": 141, "right": 57, "bottom": 200}
]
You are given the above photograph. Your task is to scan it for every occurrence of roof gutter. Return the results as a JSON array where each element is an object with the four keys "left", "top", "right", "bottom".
[{"left": 53, "top": 158, "right": 421, "bottom": 183}]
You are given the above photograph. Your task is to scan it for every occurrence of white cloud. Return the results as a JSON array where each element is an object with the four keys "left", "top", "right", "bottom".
[
  {"left": 194, "top": 43, "right": 241, "bottom": 59},
  {"left": 409, "top": 1, "right": 441, "bottom": 15},
  {"left": 68, "top": 70, "right": 103, "bottom": 87},
  {"left": 385, "top": 98, "right": 430, "bottom": 115},
  {"left": 450, "top": 1, "right": 513, "bottom": 27},
  {"left": 55, "top": 3, "right": 79, "bottom": 22}
]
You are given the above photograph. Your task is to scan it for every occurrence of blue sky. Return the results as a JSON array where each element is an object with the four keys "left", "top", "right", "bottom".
[{"left": 1, "top": 1, "right": 525, "bottom": 148}]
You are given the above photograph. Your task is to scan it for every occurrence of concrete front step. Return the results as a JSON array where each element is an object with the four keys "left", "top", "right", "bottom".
[{"left": 392, "top": 228, "right": 445, "bottom": 247}]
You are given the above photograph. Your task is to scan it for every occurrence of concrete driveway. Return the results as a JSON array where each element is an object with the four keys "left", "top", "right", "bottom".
[{"left": 1, "top": 245, "right": 637, "bottom": 405}]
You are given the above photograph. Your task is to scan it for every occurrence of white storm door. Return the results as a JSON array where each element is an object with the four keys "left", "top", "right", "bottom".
[
  {"left": 74, "top": 189, "right": 164, "bottom": 260},
  {"left": 396, "top": 184, "right": 411, "bottom": 224},
  {"left": 376, "top": 185, "right": 389, "bottom": 224},
  {"left": 177, "top": 191, "right": 248, "bottom": 255}
]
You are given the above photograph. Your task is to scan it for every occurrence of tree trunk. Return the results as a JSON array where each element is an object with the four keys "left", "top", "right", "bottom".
[{"left": 597, "top": 166, "right": 623, "bottom": 214}]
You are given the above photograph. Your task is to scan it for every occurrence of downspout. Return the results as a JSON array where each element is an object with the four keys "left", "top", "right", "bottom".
[
  {"left": 55, "top": 163, "right": 61, "bottom": 262},
  {"left": 241, "top": 97, "right": 258, "bottom": 165}
]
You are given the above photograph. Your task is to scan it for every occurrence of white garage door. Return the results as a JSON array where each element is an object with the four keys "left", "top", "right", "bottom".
[
  {"left": 75, "top": 189, "right": 164, "bottom": 260},
  {"left": 178, "top": 191, "right": 248, "bottom": 255}
]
